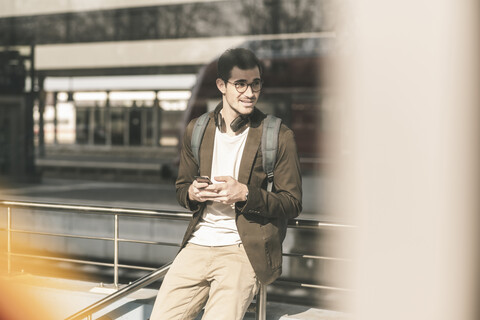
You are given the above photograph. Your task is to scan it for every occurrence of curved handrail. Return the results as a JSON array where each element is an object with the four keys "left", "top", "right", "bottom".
[{"left": 65, "top": 262, "right": 172, "bottom": 320}]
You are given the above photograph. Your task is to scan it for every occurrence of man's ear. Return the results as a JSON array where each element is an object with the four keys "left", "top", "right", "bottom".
[{"left": 216, "top": 78, "right": 226, "bottom": 94}]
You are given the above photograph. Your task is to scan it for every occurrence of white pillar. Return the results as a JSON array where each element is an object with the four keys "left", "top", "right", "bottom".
[{"left": 335, "top": 1, "right": 480, "bottom": 319}]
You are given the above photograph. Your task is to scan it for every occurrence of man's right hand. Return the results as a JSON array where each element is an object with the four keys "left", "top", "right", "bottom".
[{"left": 188, "top": 179, "right": 221, "bottom": 202}]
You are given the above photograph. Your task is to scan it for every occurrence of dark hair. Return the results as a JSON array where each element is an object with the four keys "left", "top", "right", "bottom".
[{"left": 217, "top": 48, "right": 263, "bottom": 81}]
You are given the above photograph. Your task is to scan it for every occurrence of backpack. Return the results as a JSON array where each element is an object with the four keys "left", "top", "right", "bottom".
[{"left": 191, "top": 112, "right": 282, "bottom": 192}]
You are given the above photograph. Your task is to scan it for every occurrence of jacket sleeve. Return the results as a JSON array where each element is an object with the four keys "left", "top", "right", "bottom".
[
  {"left": 175, "top": 119, "right": 200, "bottom": 211},
  {"left": 238, "top": 125, "right": 303, "bottom": 220}
]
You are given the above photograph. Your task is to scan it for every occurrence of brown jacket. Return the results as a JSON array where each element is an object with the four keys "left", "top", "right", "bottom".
[{"left": 176, "top": 105, "right": 302, "bottom": 285}]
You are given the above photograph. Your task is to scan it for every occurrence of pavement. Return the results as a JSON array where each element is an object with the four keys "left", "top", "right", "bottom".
[
  {"left": 3, "top": 273, "right": 351, "bottom": 320},
  {"left": 0, "top": 178, "right": 185, "bottom": 211}
]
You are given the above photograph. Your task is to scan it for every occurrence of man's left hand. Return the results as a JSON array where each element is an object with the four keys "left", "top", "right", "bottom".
[{"left": 209, "top": 176, "right": 248, "bottom": 205}]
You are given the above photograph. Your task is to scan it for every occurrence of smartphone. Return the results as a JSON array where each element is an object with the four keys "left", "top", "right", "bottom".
[{"left": 194, "top": 176, "right": 212, "bottom": 184}]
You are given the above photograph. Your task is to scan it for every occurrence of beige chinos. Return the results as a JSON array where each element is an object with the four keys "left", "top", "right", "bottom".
[{"left": 150, "top": 243, "right": 259, "bottom": 320}]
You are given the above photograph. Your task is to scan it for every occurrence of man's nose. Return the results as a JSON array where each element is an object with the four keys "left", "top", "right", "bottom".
[{"left": 243, "top": 84, "right": 255, "bottom": 96}]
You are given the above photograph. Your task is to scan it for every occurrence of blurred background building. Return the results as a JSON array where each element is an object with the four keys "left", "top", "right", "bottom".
[{"left": 0, "top": 0, "right": 338, "bottom": 189}]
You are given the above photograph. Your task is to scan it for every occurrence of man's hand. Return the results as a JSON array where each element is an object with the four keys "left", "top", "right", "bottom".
[
  {"left": 188, "top": 176, "right": 248, "bottom": 205},
  {"left": 209, "top": 176, "right": 248, "bottom": 205},
  {"left": 188, "top": 179, "right": 219, "bottom": 202}
]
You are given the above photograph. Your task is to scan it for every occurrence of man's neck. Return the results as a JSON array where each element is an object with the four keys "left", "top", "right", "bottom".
[{"left": 219, "top": 104, "right": 241, "bottom": 135}]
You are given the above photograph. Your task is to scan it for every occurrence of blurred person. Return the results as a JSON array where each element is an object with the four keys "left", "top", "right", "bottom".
[{"left": 150, "top": 48, "right": 302, "bottom": 320}]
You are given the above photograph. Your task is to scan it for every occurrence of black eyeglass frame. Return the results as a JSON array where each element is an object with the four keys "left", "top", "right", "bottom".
[{"left": 225, "top": 79, "right": 263, "bottom": 93}]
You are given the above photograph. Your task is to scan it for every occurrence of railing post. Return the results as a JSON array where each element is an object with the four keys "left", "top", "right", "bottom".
[
  {"left": 255, "top": 284, "right": 267, "bottom": 320},
  {"left": 7, "top": 207, "right": 12, "bottom": 274},
  {"left": 114, "top": 214, "right": 119, "bottom": 289}
]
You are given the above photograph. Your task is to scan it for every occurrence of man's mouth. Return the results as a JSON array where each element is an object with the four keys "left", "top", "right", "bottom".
[{"left": 240, "top": 99, "right": 255, "bottom": 106}]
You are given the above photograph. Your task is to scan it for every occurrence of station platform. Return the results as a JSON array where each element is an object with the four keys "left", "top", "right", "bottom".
[
  {"left": 35, "top": 144, "right": 179, "bottom": 183},
  {"left": 4, "top": 273, "right": 350, "bottom": 320}
]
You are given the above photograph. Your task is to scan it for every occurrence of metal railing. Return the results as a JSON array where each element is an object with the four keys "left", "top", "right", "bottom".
[{"left": 0, "top": 200, "right": 354, "bottom": 320}]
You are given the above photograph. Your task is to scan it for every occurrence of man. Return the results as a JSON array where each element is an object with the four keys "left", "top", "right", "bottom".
[{"left": 150, "top": 48, "right": 302, "bottom": 320}]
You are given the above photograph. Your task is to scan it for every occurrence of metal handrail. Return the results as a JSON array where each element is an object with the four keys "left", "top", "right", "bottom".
[
  {"left": 1, "top": 199, "right": 355, "bottom": 228},
  {"left": 1, "top": 199, "right": 355, "bottom": 320},
  {"left": 65, "top": 262, "right": 172, "bottom": 320},
  {"left": 0, "top": 200, "right": 192, "bottom": 219}
]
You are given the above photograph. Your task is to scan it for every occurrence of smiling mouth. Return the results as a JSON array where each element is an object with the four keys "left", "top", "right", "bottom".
[{"left": 240, "top": 99, "right": 255, "bottom": 106}]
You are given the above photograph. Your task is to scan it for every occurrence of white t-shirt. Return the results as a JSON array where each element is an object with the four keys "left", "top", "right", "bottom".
[{"left": 188, "top": 126, "right": 250, "bottom": 246}]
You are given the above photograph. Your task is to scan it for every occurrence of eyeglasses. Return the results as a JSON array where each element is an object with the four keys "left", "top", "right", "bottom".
[{"left": 226, "top": 79, "right": 263, "bottom": 93}]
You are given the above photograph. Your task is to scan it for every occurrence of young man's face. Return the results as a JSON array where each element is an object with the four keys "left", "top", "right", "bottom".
[{"left": 217, "top": 66, "right": 261, "bottom": 116}]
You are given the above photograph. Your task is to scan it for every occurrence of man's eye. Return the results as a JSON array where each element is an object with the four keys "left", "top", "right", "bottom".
[{"left": 235, "top": 82, "right": 247, "bottom": 88}]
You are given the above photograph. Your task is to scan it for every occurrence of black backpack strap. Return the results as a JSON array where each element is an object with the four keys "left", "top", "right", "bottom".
[
  {"left": 261, "top": 115, "right": 282, "bottom": 192},
  {"left": 191, "top": 112, "right": 210, "bottom": 168}
]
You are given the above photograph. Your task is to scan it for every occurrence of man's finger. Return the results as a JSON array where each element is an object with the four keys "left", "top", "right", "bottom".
[
  {"left": 212, "top": 196, "right": 229, "bottom": 203},
  {"left": 213, "top": 176, "right": 233, "bottom": 183},
  {"left": 195, "top": 182, "right": 210, "bottom": 189},
  {"left": 198, "top": 191, "right": 223, "bottom": 198}
]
